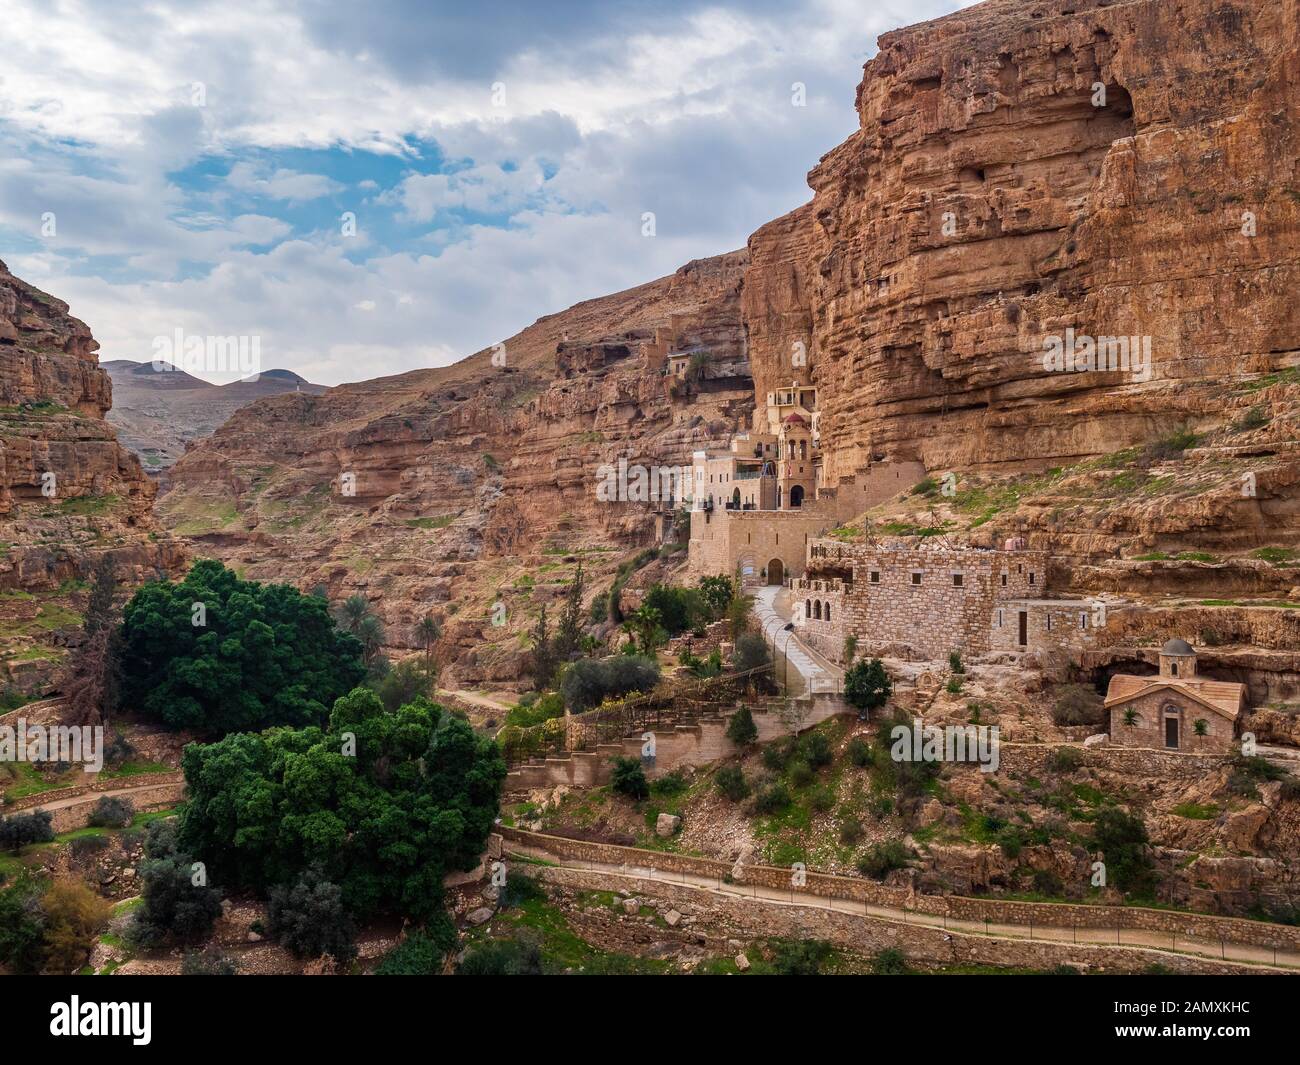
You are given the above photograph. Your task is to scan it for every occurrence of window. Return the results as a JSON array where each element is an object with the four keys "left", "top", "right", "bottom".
[
  {"left": 1046, "top": 614, "right": 1052, "bottom": 631},
  {"left": 870, "top": 571, "right": 880, "bottom": 584},
  {"left": 952, "top": 573, "right": 963, "bottom": 587},
  {"left": 814, "top": 601, "right": 822, "bottom": 620},
  {"left": 1028, "top": 572, "right": 1036, "bottom": 585},
  {"left": 997, "top": 609, "right": 1004, "bottom": 628},
  {"left": 911, "top": 572, "right": 922, "bottom": 586},
  {"left": 1000, "top": 573, "right": 1007, "bottom": 586},
  {"left": 1170, "top": 662, "right": 1178, "bottom": 677},
  {"left": 1079, "top": 612, "right": 1088, "bottom": 630},
  {"left": 825, "top": 603, "right": 831, "bottom": 622}
]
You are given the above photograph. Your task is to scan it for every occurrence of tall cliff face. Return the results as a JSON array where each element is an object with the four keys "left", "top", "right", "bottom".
[
  {"left": 747, "top": 0, "right": 1298, "bottom": 481},
  {"left": 159, "top": 253, "right": 754, "bottom": 685},
  {"left": 0, "top": 261, "right": 184, "bottom": 690}
]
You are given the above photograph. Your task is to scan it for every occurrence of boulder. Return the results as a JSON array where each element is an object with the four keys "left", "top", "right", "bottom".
[{"left": 655, "top": 813, "right": 681, "bottom": 837}]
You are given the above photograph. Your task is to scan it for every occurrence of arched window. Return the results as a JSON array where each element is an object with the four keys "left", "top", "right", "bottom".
[
  {"left": 805, "top": 599, "right": 811, "bottom": 618},
  {"left": 824, "top": 602, "right": 831, "bottom": 623},
  {"left": 814, "top": 600, "right": 822, "bottom": 620}
]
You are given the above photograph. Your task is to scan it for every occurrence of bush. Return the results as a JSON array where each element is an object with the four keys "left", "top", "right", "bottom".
[
  {"left": 1048, "top": 747, "right": 1084, "bottom": 773},
  {"left": 88, "top": 795, "right": 134, "bottom": 829},
  {"left": 1031, "top": 869, "right": 1064, "bottom": 897},
  {"left": 838, "top": 820, "right": 864, "bottom": 846},
  {"left": 610, "top": 757, "right": 650, "bottom": 800},
  {"left": 948, "top": 651, "right": 964, "bottom": 675},
  {"left": 266, "top": 867, "right": 358, "bottom": 963},
  {"left": 0, "top": 876, "right": 46, "bottom": 974},
  {"left": 374, "top": 917, "right": 457, "bottom": 975},
  {"left": 726, "top": 706, "right": 759, "bottom": 746},
  {"left": 809, "top": 785, "right": 835, "bottom": 813},
  {"left": 847, "top": 737, "right": 873, "bottom": 768},
  {"left": 771, "top": 938, "right": 832, "bottom": 975},
  {"left": 857, "top": 840, "right": 911, "bottom": 880},
  {"left": 871, "top": 947, "right": 909, "bottom": 975},
  {"left": 762, "top": 736, "right": 795, "bottom": 771},
  {"left": 716, "top": 766, "right": 750, "bottom": 802},
  {"left": 732, "top": 633, "right": 770, "bottom": 672},
  {"left": 0, "top": 810, "right": 53, "bottom": 852},
  {"left": 131, "top": 821, "right": 224, "bottom": 947},
  {"left": 754, "top": 783, "right": 792, "bottom": 814},
  {"left": 642, "top": 584, "right": 707, "bottom": 636},
  {"left": 788, "top": 762, "right": 814, "bottom": 789},
  {"left": 1092, "top": 807, "right": 1156, "bottom": 898},
  {"left": 799, "top": 730, "right": 833, "bottom": 769},
  {"left": 374, "top": 657, "right": 433, "bottom": 712},
  {"left": 40, "top": 878, "right": 112, "bottom": 974},
  {"left": 181, "top": 946, "right": 239, "bottom": 975},
  {"left": 500, "top": 871, "right": 546, "bottom": 909},
  {"left": 651, "top": 770, "right": 689, "bottom": 796},
  {"left": 561, "top": 655, "right": 660, "bottom": 712},
  {"left": 1051, "top": 684, "right": 1105, "bottom": 727},
  {"left": 844, "top": 659, "right": 892, "bottom": 717},
  {"left": 457, "top": 938, "right": 544, "bottom": 975}
]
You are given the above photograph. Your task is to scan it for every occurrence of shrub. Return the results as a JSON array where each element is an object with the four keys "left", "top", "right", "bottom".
[
  {"left": 809, "top": 785, "right": 835, "bottom": 813},
  {"left": 762, "top": 736, "right": 795, "bottom": 771},
  {"left": 561, "top": 655, "right": 660, "bottom": 712},
  {"left": 457, "top": 938, "right": 544, "bottom": 975},
  {"left": 838, "top": 820, "right": 864, "bottom": 846},
  {"left": 88, "top": 795, "right": 134, "bottom": 829},
  {"left": 799, "top": 730, "right": 833, "bottom": 770},
  {"left": 0, "top": 810, "right": 53, "bottom": 852},
  {"left": 754, "top": 783, "right": 792, "bottom": 814},
  {"left": 843, "top": 634, "right": 858, "bottom": 664},
  {"left": 651, "top": 770, "right": 688, "bottom": 796},
  {"left": 373, "top": 915, "right": 457, "bottom": 974},
  {"left": 732, "top": 633, "right": 770, "bottom": 672},
  {"left": 716, "top": 766, "right": 750, "bottom": 802},
  {"left": 499, "top": 871, "right": 546, "bottom": 909},
  {"left": 1048, "top": 747, "right": 1084, "bottom": 773},
  {"left": 948, "top": 651, "right": 964, "bottom": 674},
  {"left": 1051, "top": 684, "right": 1105, "bottom": 727},
  {"left": 871, "top": 948, "right": 909, "bottom": 975},
  {"left": 69, "top": 835, "right": 109, "bottom": 861},
  {"left": 844, "top": 659, "right": 892, "bottom": 717},
  {"left": 642, "top": 584, "right": 707, "bottom": 636},
  {"left": 0, "top": 876, "right": 46, "bottom": 974},
  {"left": 945, "top": 676, "right": 963, "bottom": 695},
  {"left": 374, "top": 656, "right": 433, "bottom": 712},
  {"left": 1031, "top": 869, "right": 1064, "bottom": 896},
  {"left": 588, "top": 593, "right": 609, "bottom": 624},
  {"left": 40, "top": 878, "right": 112, "bottom": 974},
  {"left": 267, "top": 867, "right": 358, "bottom": 962},
  {"left": 1091, "top": 807, "right": 1156, "bottom": 898},
  {"left": 726, "top": 706, "right": 759, "bottom": 746},
  {"left": 131, "top": 821, "right": 223, "bottom": 947},
  {"left": 857, "top": 840, "right": 911, "bottom": 880},
  {"left": 847, "top": 737, "right": 873, "bottom": 768},
  {"left": 788, "top": 761, "right": 815, "bottom": 789},
  {"left": 771, "top": 938, "right": 832, "bottom": 975},
  {"left": 610, "top": 757, "right": 650, "bottom": 800},
  {"left": 181, "top": 946, "right": 239, "bottom": 975}
]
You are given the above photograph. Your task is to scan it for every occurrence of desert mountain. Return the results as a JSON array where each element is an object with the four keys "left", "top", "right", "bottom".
[{"left": 104, "top": 359, "right": 326, "bottom": 473}]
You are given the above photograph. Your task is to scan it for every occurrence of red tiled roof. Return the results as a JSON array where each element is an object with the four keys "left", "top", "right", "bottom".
[{"left": 1104, "top": 673, "right": 1246, "bottom": 720}]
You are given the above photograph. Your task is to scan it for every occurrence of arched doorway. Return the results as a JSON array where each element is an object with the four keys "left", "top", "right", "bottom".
[
  {"left": 767, "top": 558, "right": 784, "bottom": 585},
  {"left": 789, "top": 485, "right": 805, "bottom": 508},
  {"left": 732, "top": 487, "right": 741, "bottom": 508}
]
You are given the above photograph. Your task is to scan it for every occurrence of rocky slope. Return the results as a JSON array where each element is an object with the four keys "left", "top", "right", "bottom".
[
  {"left": 0, "top": 261, "right": 184, "bottom": 693},
  {"left": 104, "top": 361, "right": 327, "bottom": 474},
  {"left": 159, "top": 253, "right": 754, "bottom": 685}
]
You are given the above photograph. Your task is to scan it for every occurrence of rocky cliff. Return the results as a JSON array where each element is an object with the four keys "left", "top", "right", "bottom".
[
  {"left": 159, "top": 0, "right": 1300, "bottom": 684},
  {"left": 159, "top": 253, "right": 754, "bottom": 686},
  {"left": 0, "top": 261, "right": 184, "bottom": 692}
]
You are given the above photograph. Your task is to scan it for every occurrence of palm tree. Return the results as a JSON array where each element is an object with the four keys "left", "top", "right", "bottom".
[
  {"left": 357, "top": 614, "right": 384, "bottom": 663},
  {"left": 1122, "top": 708, "right": 1138, "bottom": 727},
  {"left": 340, "top": 594, "right": 370, "bottom": 634},
  {"left": 417, "top": 615, "right": 441, "bottom": 673}
]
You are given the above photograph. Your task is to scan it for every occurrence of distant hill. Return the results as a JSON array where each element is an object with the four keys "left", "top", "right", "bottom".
[{"left": 104, "top": 359, "right": 327, "bottom": 473}]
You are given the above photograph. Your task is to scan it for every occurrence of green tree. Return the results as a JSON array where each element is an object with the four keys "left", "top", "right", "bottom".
[
  {"left": 726, "top": 706, "right": 758, "bottom": 746},
  {"left": 845, "top": 658, "right": 892, "bottom": 719},
  {"left": 697, "top": 575, "right": 734, "bottom": 618},
  {"left": 560, "top": 655, "right": 659, "bottom": 712},
  {"left": 610, "top": 757, "right": 649, "bottom": 800},
  {"left": 530, "top": 604, "right": 556, "bottom": 688},
  {"left": 176, "top": 687, "right": 505, "bottom": 925},
  {"left": 732, "top": 633, "right": 770, "bottom": 672},
  {"left": 118, "top": 560, "right": 366, "bottom": 735},
  {"left": 1092, "top": 807, "right": 1157, "bottom": 898},
  {"left": 339, "top": 594, "right": 370, "bottom": 633},
  {"left": 416, "top": 614, "right": 441, "bottom": 674},
  {"left": 131, "top": 821, "right": 224, "bottom": 947},
  {"left": 553, "top": 562, "right": 586, "bottom": 662},
  {"left": 266, "top": 867, "right": 357, "bottom": 962}
]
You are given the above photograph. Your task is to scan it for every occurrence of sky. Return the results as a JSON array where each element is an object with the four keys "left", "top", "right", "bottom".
[{"left": 0, "top": 0, "right": 976, "bottom": 385}]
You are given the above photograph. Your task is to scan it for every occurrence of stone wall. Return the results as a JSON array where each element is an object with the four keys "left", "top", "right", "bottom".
[
  {"left": 45, "top": 782, "right": 186, "bottom": 834},
  {"left": 2, "top": 770, "right": 184, "bottom": 812},
  {"left": 689, "top": 506, "right": 833, "bottom": 582},
  {"left": 501, "top": 825, "right": 1300, "bottom": 956},
  {"left": 505, "top": 694, "right": 848, "bottom": 791},
  {"left": 988, "top": 599, "right": 1098, "bottom": 657}
]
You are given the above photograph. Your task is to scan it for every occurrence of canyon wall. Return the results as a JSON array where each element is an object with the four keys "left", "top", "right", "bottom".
[
  {"left": 747, "top": 0, "right": 1299, "bottom": 481},
  {"left": 0, "top": 260, "right": 184, "bottom": 691}
]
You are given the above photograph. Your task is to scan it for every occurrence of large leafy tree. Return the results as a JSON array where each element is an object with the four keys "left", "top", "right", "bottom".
[
  {"left": 119, "top": 559, "right": 366, "bottom": 735},
  {"left": 177, "top": 687, "right": 505, "bottom": 923}
]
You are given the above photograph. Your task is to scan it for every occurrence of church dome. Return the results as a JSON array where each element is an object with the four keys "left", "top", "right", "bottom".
[{"left": 1161, "top": 638, "right": 1195, "bottom": 656}]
